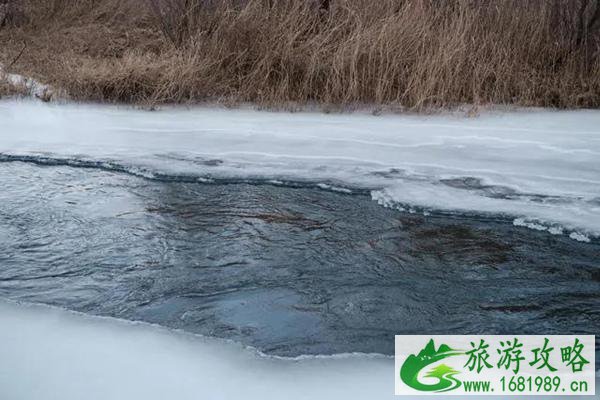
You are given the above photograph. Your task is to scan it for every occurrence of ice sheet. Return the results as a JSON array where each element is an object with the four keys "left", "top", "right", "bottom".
[
  {"left": 0, "top": 300, "right": 596, "bottom": 400},
  {"left": 0, "top": 300, "right": 392, "bottom": 400},
  {"left": 1, "top": 99, "right": 599, "bottom": 240}
]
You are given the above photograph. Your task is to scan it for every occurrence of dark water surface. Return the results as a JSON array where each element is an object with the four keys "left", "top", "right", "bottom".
[{"left": 0, "top": 162, "right": 598, "bottom": 362}]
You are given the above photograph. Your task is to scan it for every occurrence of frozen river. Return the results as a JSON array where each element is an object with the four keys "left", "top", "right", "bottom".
[{"left": 0, "top": 100, "right": 598, "bottom": 399}]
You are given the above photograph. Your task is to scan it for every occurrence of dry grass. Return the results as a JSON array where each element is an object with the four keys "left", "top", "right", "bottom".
[
  {"left": 0, "top": 80, "right": 22, "bottom": 97},
  {"left": 1, "top": 0, "right": 600, "bottom": 110}
]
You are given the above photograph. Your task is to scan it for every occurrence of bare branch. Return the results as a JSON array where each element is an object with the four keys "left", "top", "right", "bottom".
[{"left": 7, "top": 40, "right": 26, "bottom": 70}]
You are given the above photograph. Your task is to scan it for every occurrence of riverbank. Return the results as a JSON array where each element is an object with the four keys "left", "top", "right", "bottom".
[
  {"left": 0, "top": 299, "right": 393, "bottom": 400},
  {"left": 1, "top": 0, "right": 599, "bottom": 109},
  {"left": 2, "top": 300, "right": 597, "bottom": 399}
]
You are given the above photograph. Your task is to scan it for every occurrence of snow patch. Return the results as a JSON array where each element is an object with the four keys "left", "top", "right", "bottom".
[
  {"left": 513, "top": 218, "right": 564, "bottom": 235},
  {"left": 317, "top": 183, "right": 353, "bottom": 193},
  {"left": 569, "top": 232, "right": 591, "bottom": 243},
  {"left": 0, "top": 64, "right": 62, "bottom": 101}
]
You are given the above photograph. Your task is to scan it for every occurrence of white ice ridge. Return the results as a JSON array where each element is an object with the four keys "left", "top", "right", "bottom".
[
  {"left": 0, "top": 300, "right": 597, "bottom": 400},
  {"left": 1, "top": 99, "right": 599, "bottom": 239}
]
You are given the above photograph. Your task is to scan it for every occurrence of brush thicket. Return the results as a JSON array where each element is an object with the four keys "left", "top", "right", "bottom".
[{"left": 1, "top": 0, "right": 599, "bottom": 109}]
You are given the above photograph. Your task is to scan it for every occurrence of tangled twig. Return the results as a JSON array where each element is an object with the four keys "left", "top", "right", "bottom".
[{"left": 7, "top": 41, "right": 26, "bottom": 70}]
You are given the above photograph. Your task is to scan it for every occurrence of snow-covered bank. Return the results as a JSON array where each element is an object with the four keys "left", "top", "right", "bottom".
[
  {"left": 0, "top": 300, "right": 392, "bottom": 400},
  {"left": 0, "top": 300, "right": 597, "bottom": 400},
  {"left": 0, "top": 66, "right": 60, "bottom": 102},
  {"left": 1, "top": 99, "right": 599, "bottom": 241}
]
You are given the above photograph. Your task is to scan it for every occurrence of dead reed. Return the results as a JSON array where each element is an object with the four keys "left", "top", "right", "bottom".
[{"left": 1, "top": 0, "right": 599, "bottom": 110}]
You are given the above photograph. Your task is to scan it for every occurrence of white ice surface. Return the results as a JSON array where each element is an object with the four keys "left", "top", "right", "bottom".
[
  {"left": 0, "top": 300, "right": 392, "bottom": 400},
  {"left": 1, "top": 99, "right": 599, "bottom": 239},
  {"left": 1, "top": 300, "right": 597, "bottom": 400}
]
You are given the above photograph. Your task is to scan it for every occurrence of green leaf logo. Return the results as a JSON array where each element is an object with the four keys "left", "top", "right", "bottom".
[{"left": 400, "top": 339, "right": 464, "bottom": 392}]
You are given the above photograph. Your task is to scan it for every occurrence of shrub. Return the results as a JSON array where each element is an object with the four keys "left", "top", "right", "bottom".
[
  {"left": 0, "top": 0, "right": 25, "bottom": 28},
  {"left": 2, "top": 0, "right": 600, "bottom": 109}
]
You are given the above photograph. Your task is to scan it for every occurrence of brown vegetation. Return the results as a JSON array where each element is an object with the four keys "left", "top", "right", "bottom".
[
  {"left": 1, "top": 0, "right": 600, "bottom": 110},
  {"left": 0, "top": 80, "right": 21, "bottom": 97}
]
